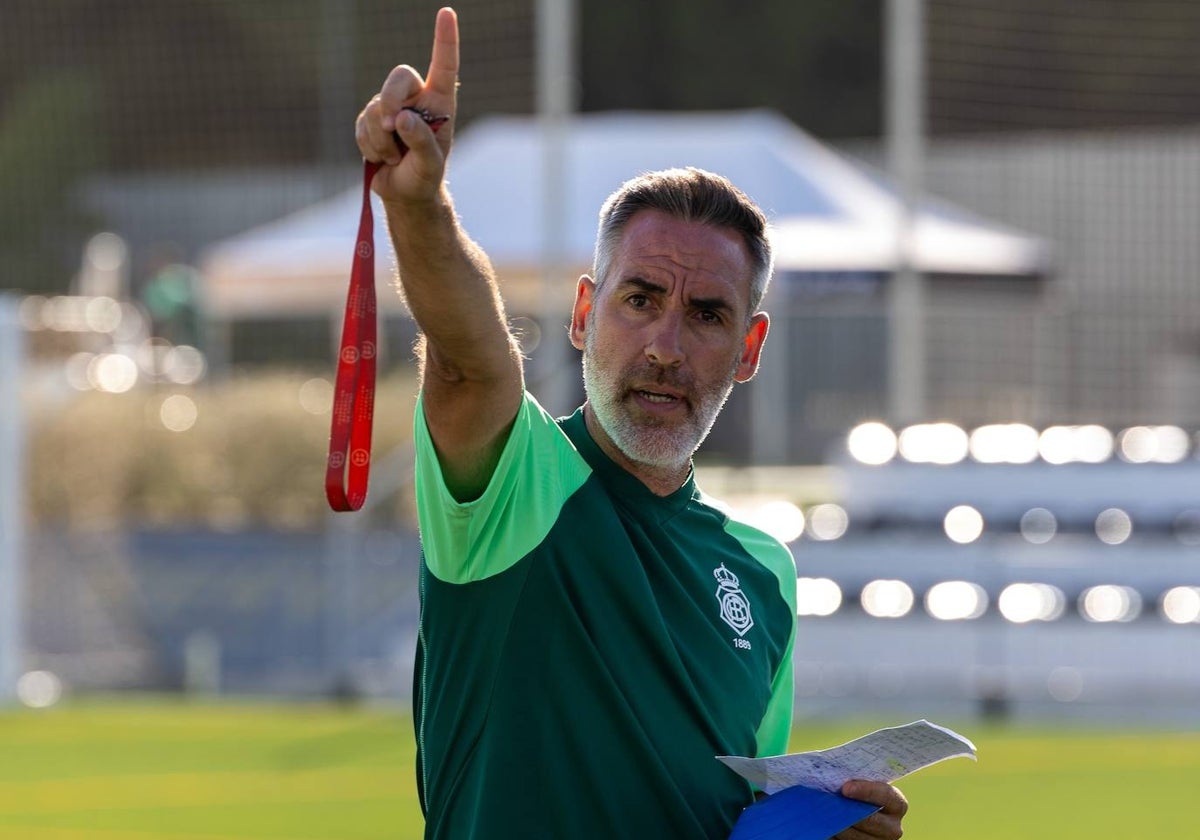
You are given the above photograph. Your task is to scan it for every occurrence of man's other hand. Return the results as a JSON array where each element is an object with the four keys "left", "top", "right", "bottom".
[{"left": 833, "top": 780, "right": 908, "bottom": 840}]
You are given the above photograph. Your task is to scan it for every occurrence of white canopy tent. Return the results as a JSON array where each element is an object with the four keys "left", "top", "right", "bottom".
[{"left": 199, "top": 110, "right": 1049, "bottom": 320}]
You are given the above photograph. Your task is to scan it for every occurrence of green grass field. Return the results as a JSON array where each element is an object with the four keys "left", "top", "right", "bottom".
[{"left": 0, "top": 698, "right": 1195, "bottom": 839}]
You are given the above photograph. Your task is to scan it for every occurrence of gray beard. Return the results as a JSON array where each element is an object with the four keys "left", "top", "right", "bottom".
[{"left": 582, "top": 327, "right": 738, "bottom": 470}]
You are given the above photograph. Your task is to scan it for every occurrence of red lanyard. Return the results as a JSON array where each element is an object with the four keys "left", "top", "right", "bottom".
[
  {"left": 325, "top": 159, "right": 381, "bottom": 512},
  {"left": 326, "top": 108, "right": 448, "bottom": 512}
]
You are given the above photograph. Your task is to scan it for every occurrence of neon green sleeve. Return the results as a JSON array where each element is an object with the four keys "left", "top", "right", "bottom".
[
  {"left": 413, "top": 391, "right": 592, "bottom": 584},
  {"left": 754, "top": 630, "right": 795, "bottom": 757},
  {"left": 721, "top": 517, "right": 797, "bottom": 757}
]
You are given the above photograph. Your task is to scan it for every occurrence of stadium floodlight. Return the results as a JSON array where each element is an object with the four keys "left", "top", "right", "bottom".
[
  {"left": 806, "top": 503, "right": 849, "bottom": 541},
  {"left": 1037, "top": 425, "right": 1074, "bottom": 464},
  {"left": 898, "top": 422, "right": 969, "bottom": 464},
  {"left": 1118, "top": 426, "right": 1156, "bottom": 463},
  {"left": 1074, "top": 425, "right": 1115, "bottom": 463},
  {"left": 943, "top": 505, "right": 984, "bottom": 544},
  {"left": 1151, "top": 426, "right": 1189, "bottom": 462},
  {"left": 998, "top": 583, "right": 1066, "bottom": 623},
  {"left": 1117, "top": 425, "right": 1189, "bottom": 464},
  {"left": 925, "top": 581, "right": 988, "bottom": 621},
  {"left": 795, "top": 577, "right": 842, "bottom": 617},
  {"left": 1038, "top": 425, "right": 1113, "bottom": 464},
  {"left": 1160, "top": 586, "right": 1200, "bottom": 624},
  {"left": 1079, "top": 585, "right": 1142, "bottom": 623},
  {"left": 861, "top": 579, "right": 915, "bottom": 618},
  {"left": 1095, "top": 508, "right": 1133, "bottom": 545},
  {"left": 969, "top": 423, "right": 1039, "bottom": 464},
  {"left": 847, "top": 422, "right": 897, "bottom": 465},
  {"left": 1019, "top": 508, "right": 1057, "bottom": 544}
]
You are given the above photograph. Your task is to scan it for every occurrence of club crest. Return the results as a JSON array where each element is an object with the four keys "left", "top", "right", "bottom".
[{"left": 713, "top": 563, "right": 754, "bottom": 637}]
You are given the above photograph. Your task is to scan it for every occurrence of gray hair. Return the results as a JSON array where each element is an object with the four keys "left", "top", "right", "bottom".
[{"left": 592, "top": 167, "right": 773, "bottom": 315}]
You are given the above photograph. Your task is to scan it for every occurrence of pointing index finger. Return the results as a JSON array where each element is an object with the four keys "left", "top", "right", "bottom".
[{"left": 426, "top": 7, "right": 460, "bottom": 98}]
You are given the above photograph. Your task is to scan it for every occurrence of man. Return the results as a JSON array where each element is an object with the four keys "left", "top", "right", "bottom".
[{"left": 355, "top": 8, "right": 908, "bottom": 838}]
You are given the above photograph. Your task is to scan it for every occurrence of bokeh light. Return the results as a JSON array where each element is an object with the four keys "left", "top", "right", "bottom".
[
  {"left": 299, "top": 377, "right": 334, "bottom": 415},
  {"left": 925, "top": 581, "right": 988, "bottom": 620},
  {"left": 87, "top": 231, "right": 128, "bottom": 271},
  {"left": 1079, "top": 584, "right": 1142, "bottom": 622},
  {"left": 1117, "top": 425, "right": 1188, "bottom": 464},
  {"left": 806, "top": 503, "right": 849, "bottom": 541},
  {"left": 16, "top": 670, "right": 62, "bottom": 709},
  {"left": 1095, "top": 508, "right": 1133, "bottom": 545},
  {"left": 898, "top": 422, "right": 969, "bottom": 465},
  {"left": 1117, "top": 426, "right": 1156, "bottom": 462},
  {"left": 160, "top": 394, "right": 198, "bottom": 432},
  {"left": 1160, "top": 586, "right": 1200, "bottom": 624},
  {"left": 969, "top": 423, "right": 1039, "bottom": 464},
  {"left": 84, "top": 296, "right": 122, "bottom": 333},
  {"left": 747, "top": 500, "right": 806, "bottom": 544},
  {"left": 847, "top": 422, "right": 897, "bottom": 465},
  {"left": 164, "top": 345, "right": 207, "bottom": 385},
  {"left": 860, "top": 579, "right": 915, "bottom": 618},
  {"left": 18, "top": 295, "right": 46, "bottom": 330},
  {"left": 998, "top": 582, "right": 1066, "bottom": 623},
  {"left": 510, "top": 316, "right": 542, "bottom": 354},
  {"left": 1037, "top": 424, "right": 1113, "bottom": 464},
  {"left": 65, "top": 352, "right": 94, "bottom": 391},
  {"left": 1019, "top": 508, "right": 1058, "bottom": 544},
  {"left": 943, "top": 505, "right": 984, "bottom": 544},
  {"left": 796, "top": 577, "right": 843, "bottom": 617},
  {"left": 87, "top": 353, "right": 138, "bottom": 393}
]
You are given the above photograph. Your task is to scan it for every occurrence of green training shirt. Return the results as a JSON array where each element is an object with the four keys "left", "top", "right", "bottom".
[{"left": 413, "top": 391, "right": 797, "bottom": 839}]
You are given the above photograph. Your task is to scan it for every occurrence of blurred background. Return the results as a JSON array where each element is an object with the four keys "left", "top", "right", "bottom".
[{"left": 3, "top": 0, "right": 1200, "bottom": 732}]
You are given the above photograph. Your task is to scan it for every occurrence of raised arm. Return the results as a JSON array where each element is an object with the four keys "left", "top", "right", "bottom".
[{"left": 354, "top": 7, "right": 523, "bottom": 501}]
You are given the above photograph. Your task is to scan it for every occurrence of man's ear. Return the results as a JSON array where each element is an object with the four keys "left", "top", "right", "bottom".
[
  {"left": 734, "top": 312, "right": 769, "bottom": 383},
  {"left": 568, "top": 275, "right": 596, "bottom": 351}
]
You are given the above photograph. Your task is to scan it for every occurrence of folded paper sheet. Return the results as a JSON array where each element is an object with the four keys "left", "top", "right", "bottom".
[{"left": 721, "top": 720, "right": 976, "bottom": 839}]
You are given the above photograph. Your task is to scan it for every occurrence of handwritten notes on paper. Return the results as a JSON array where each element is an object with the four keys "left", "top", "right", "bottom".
[{"left": 718, "top": 719, "right": 977, "bottom": 796}]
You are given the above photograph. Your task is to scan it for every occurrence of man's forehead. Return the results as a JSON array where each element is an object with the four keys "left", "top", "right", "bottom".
[{"left": 610, "top": 210, "right": 754, "bottom": 292}]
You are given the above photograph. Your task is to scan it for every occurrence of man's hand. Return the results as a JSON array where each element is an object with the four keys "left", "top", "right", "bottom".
[
  {"left": 352, "top": 6, "right": 522, "bottom": 502},
  {"left": 833, "top": 781, "right": 908, "bottom": 840},
  {"left": 355, "top": 6, "right": 459, "bottom": 204}
]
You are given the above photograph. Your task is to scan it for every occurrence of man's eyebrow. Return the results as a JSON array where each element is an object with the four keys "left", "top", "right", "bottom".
[
  {"left": 616, "top": 277, "right": 735, "bottom": 313},
  {"left": 688, "top": 294, "right": 733, "bottom": 313},
  {"left": 617, "top": 276, "right": 668, "bottom": 295}
]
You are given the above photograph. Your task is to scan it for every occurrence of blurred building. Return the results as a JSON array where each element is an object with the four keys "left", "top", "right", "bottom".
[{"left": 843, "top": 127, "right": 1200, "bottom": 433}]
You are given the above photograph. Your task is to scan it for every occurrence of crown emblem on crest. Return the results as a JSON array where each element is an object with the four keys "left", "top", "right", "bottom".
[{"left": 714, "top": 564, "right": 740, "bottom": 590}]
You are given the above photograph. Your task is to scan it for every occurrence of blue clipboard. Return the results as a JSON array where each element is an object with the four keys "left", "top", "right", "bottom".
[{"left": 728, "top": 785, "right": 881, "bottom": 840}]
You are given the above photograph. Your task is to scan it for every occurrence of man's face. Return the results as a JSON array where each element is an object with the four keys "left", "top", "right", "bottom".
[{"left": 570, "top": 210, "right": 768, "bottom": 473}]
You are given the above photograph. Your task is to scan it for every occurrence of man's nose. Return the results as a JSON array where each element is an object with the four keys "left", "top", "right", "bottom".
[{"left": 644, "top": 311, "right": 685, "bottom": 368}]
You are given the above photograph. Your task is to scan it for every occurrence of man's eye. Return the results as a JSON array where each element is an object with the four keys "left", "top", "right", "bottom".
[
  {"left": 698, "top": 309, "right": 722, "bottom": 324},
  {"left": 627, "top": 294, "right": 649, "bottom": 308}
]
